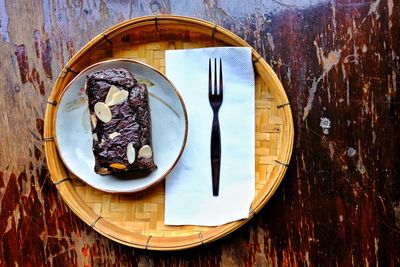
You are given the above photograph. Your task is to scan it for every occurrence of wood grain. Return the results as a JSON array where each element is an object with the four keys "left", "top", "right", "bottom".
[{"left": 1, "top": 0, "right": 399, "bottom": 265}]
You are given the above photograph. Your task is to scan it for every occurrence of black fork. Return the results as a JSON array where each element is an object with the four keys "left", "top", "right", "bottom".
[{"left": 208, "top": 58, "right": 223, "bottom": 196}]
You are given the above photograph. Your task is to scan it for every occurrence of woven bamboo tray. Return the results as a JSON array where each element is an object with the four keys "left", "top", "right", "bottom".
[{"left": 44, "top": 15, "right": 294, "bottom": 250}]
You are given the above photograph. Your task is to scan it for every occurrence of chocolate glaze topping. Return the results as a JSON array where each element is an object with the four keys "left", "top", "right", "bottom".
[{"left": 86, "top": 68, "right": 157, "bottom": 174}]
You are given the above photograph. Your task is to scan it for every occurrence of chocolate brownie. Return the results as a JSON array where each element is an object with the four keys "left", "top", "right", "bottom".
[{"left": 86, "top": 68, "right": 157, "bottom": 175}]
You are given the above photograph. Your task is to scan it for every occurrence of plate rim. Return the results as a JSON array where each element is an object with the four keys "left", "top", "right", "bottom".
[{"left": 54, "top": 58, "right": 189, "bottom": 193}]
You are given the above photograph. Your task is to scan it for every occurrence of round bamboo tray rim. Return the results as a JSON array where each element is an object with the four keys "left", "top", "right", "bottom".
[{"left": 44, "top": 15, "right": 294, "bottom": 250}]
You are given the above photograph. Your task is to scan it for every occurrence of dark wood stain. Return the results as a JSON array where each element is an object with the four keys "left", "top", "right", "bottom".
[
  {"left": 36, "top": 118, "right": 44, "bottom": 138},
  {"left": 27, "top": 68, "right": 46, "bottom": 95},
  {"left": 41, "top": 38, "right": 53, "bottom": 79},
  {"left": 14, "top": 44, "right": 28, "bottom": 84},
  {"left": 0, "top": 0, "right": 399, "bottom": 266},
  {"left": 34, "top": 145, "right": 41, "bottom": 160},
  {"left": 39, "top": 81, "right": 45, "bottom": 95}
]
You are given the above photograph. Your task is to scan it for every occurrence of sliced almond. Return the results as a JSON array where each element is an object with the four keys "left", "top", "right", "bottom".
[
  {"left": 138, "top": 145, "right": 152, "bottom": 159},
  {"left": 127, "top": 142, "right": 136, "bottom": 164},
  {"left": 97, "top": 167, "right": 109, "bottom": 175},
  {"left": 105, "top": 85, "right": 121, "bottom": 106},
  {"left": 90, "top": 114, "right": 98, "bottom": 129},
  {"left": 92, "top": 133, "right": 98, "bottom": 142},
  {"left": 110, "top": 163, "right": 127, "bottom": 170},
  {"left": 94, "top": 102, "right": 112, "bottom": 123},
  {"left": 108, "top": 132, "right": 121, "bottom": 140},
  {"left": 108, "top": 90, "right": 129, "bottom": 106}
]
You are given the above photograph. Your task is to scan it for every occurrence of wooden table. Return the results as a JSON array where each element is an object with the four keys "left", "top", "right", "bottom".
[{"left": 1, "top": 0, "right": 399, "bottom": 265}]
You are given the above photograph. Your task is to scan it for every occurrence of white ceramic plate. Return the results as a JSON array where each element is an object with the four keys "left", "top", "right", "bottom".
[{"left": 55, "top": 59, "right": 188, "bottom": 193}]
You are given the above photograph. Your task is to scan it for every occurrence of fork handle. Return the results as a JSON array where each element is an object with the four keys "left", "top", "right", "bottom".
[{"left": 211, "top": 112, "right": 221, "bottom": 196}]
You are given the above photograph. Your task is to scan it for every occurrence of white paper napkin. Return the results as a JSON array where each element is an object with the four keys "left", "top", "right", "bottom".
[{"left": 164, "top": 47, "right": 255, "bottom": 226}]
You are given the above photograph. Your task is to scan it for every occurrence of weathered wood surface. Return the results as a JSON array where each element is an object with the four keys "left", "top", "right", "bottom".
[{"left": 0, "top": 0, "right": 399, "bottom": 265}]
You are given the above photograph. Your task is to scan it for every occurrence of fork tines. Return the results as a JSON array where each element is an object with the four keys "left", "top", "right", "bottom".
[{"left": 208, "top": 58, "right": 223, "bottom": 100}]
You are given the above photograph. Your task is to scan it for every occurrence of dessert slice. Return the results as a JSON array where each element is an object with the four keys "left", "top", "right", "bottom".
[{"left": 86, "top": 68, "right": 157, "bottom": 175}]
